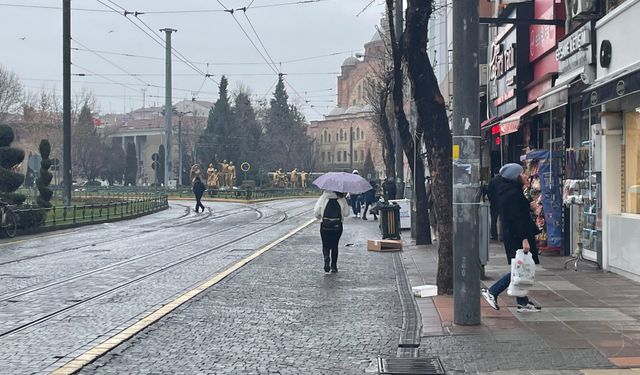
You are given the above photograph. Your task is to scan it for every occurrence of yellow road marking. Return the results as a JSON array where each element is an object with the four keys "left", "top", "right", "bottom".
[{"left": 49, "top": 218, "right": 317, "bottom": 375}]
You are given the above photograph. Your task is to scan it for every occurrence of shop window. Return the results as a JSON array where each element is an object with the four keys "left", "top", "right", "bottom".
[{"left": 623, "top": 113, "right": 640, "bottom": 214}]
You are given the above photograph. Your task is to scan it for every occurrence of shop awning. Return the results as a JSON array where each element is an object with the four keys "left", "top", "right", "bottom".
[
  {"left": 537, "top": 68, "right": 586, "bottom": 114},
  {"left": 582, "top": 62, "right": 640, "bottom": 109},
  {"left": 499, "top": 102, "right": 538, "bottom": 136},
  {"left": 480, "top": 116, "right": 498, "bottom": 129}
]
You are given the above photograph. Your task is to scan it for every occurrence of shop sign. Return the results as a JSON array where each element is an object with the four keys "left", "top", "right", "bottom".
[
  {"left": 490, "top": 43, "right": 516, "bottom": 80},
  {"left": 556, "top": 22, "right": 594, "bottom": 73},
  {"left": 582, "top": 68, "right": 640, "bottom": 108},
  {"left": 529, "top": 2, "right": 558, "bottom": 62},
  {"left": 500, "top": 120, "right": 520, "bottom": 135}
]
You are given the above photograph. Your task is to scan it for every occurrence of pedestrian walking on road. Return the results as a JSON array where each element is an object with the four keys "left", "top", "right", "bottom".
[
  {"left": 314, "top": 190, "right": 351, "bottom": 273},
  {"left": 193, "top": 176, "right": 206, "bottom": 213},
  {"left": 349, "top": 170, "right": 362, "bottom": 218},
  {"left": 362, "top": 180, "right": 377, "bottom": 221},
  {"left": 481, "top": 163, "right": 542, "bottom": 313}
]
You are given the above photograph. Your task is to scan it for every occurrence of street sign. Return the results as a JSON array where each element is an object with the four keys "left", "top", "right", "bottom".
[
  {"left": 152, "top": 161, "right": 158, "bottom": 170},
  {"left": 240, "top": 162, "right": 250, "bottom": 172},
  {"left": 152, "top": 153, "right": 160, "bottom": 162}
]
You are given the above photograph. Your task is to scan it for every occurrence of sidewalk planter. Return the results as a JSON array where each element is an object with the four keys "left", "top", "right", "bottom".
[{"left": 379, "top": 203, "right": 401, "bottom": 240}]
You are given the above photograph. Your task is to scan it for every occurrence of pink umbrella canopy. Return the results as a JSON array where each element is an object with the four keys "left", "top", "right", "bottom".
[{"left": 312, "top": 172, "right": 372, "bottom": 194}]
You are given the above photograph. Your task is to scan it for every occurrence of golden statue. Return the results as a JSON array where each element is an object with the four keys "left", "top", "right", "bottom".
[
  {"left": 228, "top": 162, "right": 236, "bottom": 187},
  {"left": 190, "top": 163, "right": 202, "bottom": 183},
  {"left": 276, "top": 168, "right": 285, "bottom": 187},
  {"left": 207, "top": 164, "right": 219, "bottom": 188},
  {"left": 219, "top": 160, "right": 229, "bottom": 187},
  {"left": 300, "top": 170, "right": 308, "bottom": 188},
  {"left": 290, "top": 168, "right": 298, "bottom": 188}
]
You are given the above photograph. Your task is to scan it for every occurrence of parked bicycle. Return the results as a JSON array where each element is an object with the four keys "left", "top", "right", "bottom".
[{"left": 0, "top": 200, "right": 17, "bottom": 238}]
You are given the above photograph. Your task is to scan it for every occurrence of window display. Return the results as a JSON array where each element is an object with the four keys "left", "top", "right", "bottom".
[{"left": 624, "top": 113, "right": 640, "bottom": 214}]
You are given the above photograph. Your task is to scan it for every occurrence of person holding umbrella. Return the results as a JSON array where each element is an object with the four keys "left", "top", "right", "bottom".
[
  {"left": 313, "top": 171, "right": 372, "bottom": 273},
  {"left": 314, "top": 190, "right": 351, "bottom": 273}
]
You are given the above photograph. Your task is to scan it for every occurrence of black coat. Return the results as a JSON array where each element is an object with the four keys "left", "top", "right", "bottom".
[
  {"left": 193, "top": 180, "right": 206, "bottom": 197},
  {"left": 495, "top": 177, "right": 540, "bottom": 264}
]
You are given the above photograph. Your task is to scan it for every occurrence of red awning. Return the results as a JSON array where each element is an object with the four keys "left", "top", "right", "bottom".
[
  {"left": 499, "top": 103, "right": 538, "bottom": 136},
  {"left": 480, "top": 116, "right": 498, "bottom": 129}
]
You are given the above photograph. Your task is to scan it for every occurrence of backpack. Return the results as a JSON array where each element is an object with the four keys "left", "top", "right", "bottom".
[{"left": 321, "top": 198, "right": 342, "bottom": 230}]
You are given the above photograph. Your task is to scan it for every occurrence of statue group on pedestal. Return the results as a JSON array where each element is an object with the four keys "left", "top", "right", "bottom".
[
  {"left": 190, "top": 160, "right": 237, "bottom": 190},
  {"left": 271, "top": 168, "right": 308, "bottom": 188}
]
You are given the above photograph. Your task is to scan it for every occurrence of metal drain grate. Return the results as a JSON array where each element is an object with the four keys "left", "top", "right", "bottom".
[{"left": 378, "top": 357, "right": 446, "bottom": 375}]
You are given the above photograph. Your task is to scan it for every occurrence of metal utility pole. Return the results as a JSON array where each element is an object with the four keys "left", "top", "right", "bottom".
[
  {"left": 178, "top": 116, "right": 183, "bottom": 186},
  {"left": 452, "top": 0, "right": 481, "bottom": 325},
  {"left": 349, "top": 125, "right": 353, "bottom": 171},
  {"left": 394, "top": 0, "right": 404, "bottom": 197},
  {"left": 161, "top": 28, "right": 177, "bottom": 188},
  {"left": 62, "top": 0, "right": 72, "bottom": 206}
]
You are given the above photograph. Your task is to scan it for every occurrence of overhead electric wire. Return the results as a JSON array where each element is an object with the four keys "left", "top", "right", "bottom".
[
  {"left": 0, "top": 3, "right": 111, "bottom": 12},
  {"left": 94, "top": 0, "right": 221, "bottom": 90},
  {"left": 71, "top": 47, "right": 355, "bottom": 66},
  {"left": 72, "top": 63, "right": 139, "bottom": 92},
  {"left": 139, "top": 0, "right": 328, "bottom": 14},
  {"left": 241, "top": 11, "right": 280, "bottom": 73},
  {"left": 72, "top": 39, "right": 152, "bottom": 88}
]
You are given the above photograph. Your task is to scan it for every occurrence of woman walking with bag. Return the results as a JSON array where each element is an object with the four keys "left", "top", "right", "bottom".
[
  {"left": 481, "top": 163, "right": 542, "bottom": 313},
  {"left": 314, "top": 190, "right": 351, "bottom": 273}
]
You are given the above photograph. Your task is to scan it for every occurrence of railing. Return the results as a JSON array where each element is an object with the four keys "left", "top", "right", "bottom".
[
  {"left": 168, "top": 188, "right": 321, "bottom": 200},
  {"left": 13, "top": 192, "right": 168, "bottom": 231}
]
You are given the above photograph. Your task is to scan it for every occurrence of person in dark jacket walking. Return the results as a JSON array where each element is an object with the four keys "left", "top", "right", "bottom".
[
  {"left": 382, "top": 177, "right": 396, "bottom": 201},
  {"left": 193, "top": 177, "right": 206, "bottom": 213},
  {"left": 362, "top": 180, "right": 378, "bottom": 220},
  {"left": 314, "top": 190, "right": 351, "bottom": 272},
  {"left": 486, "top": 168, "right": 502, "bottom": 240},
  {"left": 481, "top": 163, "right": 541, "bottom": 313}
]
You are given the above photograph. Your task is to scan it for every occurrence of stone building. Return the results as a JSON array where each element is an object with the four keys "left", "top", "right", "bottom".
[{"left": 306, "top": 26, "right": 387, "bottom": 178}]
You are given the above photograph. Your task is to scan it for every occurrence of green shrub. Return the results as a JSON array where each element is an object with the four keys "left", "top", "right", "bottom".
[
  {"left": 36, "top": 139, "right": 53, "bottom": 210},
  {"left": 0, "top": 124, "right": 14, "bottom": 147},
  {"left": 17, "top": 206, "right": 47, "bottom": 229},
  {"left": 0, "top": 147, "right": 25, "bottom": 169}
]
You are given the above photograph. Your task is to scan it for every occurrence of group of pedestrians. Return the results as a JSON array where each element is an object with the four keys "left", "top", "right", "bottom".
[
  {"left": 482, "top": 163, "right": 542, "bottom": 313},
  {"left": 346, "top": 170, "right": 379, "bottom": 221}
]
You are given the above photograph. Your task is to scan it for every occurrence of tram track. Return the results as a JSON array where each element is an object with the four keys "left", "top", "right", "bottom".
[
  {"left": 0, "top": 201, "right": 275, "bottom": 267},
  {"left": 0, "top": 202, "right": 313, "bottom": 338}
]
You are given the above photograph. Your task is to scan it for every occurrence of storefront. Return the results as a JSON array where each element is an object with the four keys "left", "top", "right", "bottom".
[
  {"left": 484, "top": 4, "right": 534, "bottom": 171},
  {"left": 581, "top": 0, "right": 640, "bottom": 281},
  {"left": 537, "top": 20, "right": 598, "bottom": 257}
]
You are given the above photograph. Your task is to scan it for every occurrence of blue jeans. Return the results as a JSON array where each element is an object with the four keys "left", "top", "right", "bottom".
[
  {"left": 489, "top": 272, "right": 529, "bottom": 306},
  {"left": 351, "top": 195, "right": 361, "bottom": 215}
]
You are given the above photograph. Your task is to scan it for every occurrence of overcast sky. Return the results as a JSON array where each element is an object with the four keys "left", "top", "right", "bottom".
[{"left": 1, "top": 0, "right": 385, "bottom": 121}]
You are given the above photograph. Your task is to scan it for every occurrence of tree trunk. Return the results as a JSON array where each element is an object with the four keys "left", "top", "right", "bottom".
[
  {"left": 385, "top": 0, "right": 431, "bottom": 246},
  {"left": 405, "top": 0, "right": 454, "bottom": 294},
  {"left": 378, "top": 83, "right": 396, "bottom": 179}
]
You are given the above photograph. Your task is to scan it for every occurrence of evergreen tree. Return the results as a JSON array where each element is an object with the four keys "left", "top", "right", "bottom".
[
  {"left": 73, "top": 103, "right": 105, "bottom": 181},
  {"left": 36, "top": 139, "right": 53, "bottom": 208},
  {"left": 362, "top": 149, "right": 376, "bottom": 180},
  {"left": 156, "top": 144, "right": 165, "bottom": 185},
  {"left": 263, "top": 75, "right": 313, "bottom": 171},
  {"left": 232, "top": 89, "right": 262, "bottom": 179},
  {"left": 102, "top": 142, "right": 126, "bottom": 186},
  {"left": 198, "top": 76, "right": 232, "bottom": 165},
  {"left": 0, "top": 124, "right": 26, "bottom": 205},
  {"left": 124, "top": 142, "right": 137, "bottom": 186}
]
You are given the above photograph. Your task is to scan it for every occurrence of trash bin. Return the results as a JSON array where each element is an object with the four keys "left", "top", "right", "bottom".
[{"left": 380, "top": 203, "right": 401, "bottom": 240}]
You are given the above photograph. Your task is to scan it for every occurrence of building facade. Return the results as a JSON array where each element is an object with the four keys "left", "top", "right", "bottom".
[{"left": 306, "top": 27, "right": 387, "bottom": 178}]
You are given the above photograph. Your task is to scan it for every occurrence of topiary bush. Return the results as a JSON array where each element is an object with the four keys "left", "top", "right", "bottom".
[
  {"left": 0, "top": 124, "right": 26, "bottom": 205},
  {"left": 36, "top": 139, "right": 54, "bottom": 208}
]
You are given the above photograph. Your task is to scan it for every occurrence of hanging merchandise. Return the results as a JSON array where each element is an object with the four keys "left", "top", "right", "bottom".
[{"left": 525, "top": 150, "right": 563, "bottom": 252}]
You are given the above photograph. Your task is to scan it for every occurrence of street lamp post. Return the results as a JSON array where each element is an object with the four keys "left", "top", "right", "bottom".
[
  {"left": 349, "top": 125, "right": 353, "bottom": 171},
  {"left": 178, "top": 116, "right": 182, "bottom": 186}
]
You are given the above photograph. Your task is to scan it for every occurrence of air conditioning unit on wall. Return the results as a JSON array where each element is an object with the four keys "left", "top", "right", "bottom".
[
  {"left": 571, "top": 0, "right": 596, "bottom": 18},
  {"left": 479, "top": 64, "right": 488, "bottom": 86}
]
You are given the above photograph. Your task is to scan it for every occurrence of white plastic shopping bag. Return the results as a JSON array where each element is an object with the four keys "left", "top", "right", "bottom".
[
  {"left": 512, "top": 249, "right": 536, "bottom": 286},
  {"left": 507, "top": 249, "right": 536, "bottom": 297}
]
